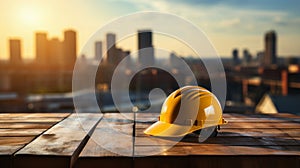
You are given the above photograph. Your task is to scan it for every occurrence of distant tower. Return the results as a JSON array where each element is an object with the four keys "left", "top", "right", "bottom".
[
  {"left": 138, "top": 30, "right": 154, "bottom": 66},
  {"left": 63, "top": 30, "right": 77, "bottom": 65},
  {"left": 9, "top": 39, "right": 22, "bottom": 64},
  {"left": 257, "top": 51, "right": 264, "bottom": 65},
  {"left": 35, "top": 32, "right": 48, "bottom": 64},
  {"left": 123, "top": 50, "right": 131, "bottom": 67},
  {"left": 243, "top": 49, "right": 251, "bottom": 64},
  {"left": 95, "top": 41, "right": 102, "bottom": 60},
  {"left": 106, "top": 33, "right": 116, "bottom": 64},
  {"left": 232, "top": 49, "right": 239, "bottom": 65},
  {"left": 264, "top": 30, "right": 277, "bottom": 65},
  {"left": 48, "top": 38, "right": 63, "bottom": 64},
  {"left": 170, "top": 52, "right": 181, "bottom": 68}
]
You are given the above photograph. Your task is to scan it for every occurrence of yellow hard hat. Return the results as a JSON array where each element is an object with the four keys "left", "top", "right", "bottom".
[{"left": 144, "top": 86, "right": 227, "bottom": 137}]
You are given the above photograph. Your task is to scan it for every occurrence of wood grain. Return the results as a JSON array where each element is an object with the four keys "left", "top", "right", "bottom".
[
  {"left": 14, "top": 113, "right": 102, "bottom": 168},
  {"left": 77, "top": 113, "right": 133, "bottom": 168},
  {"left": 0, "top": 112, "right": 299, "bottom": 168},
  {"left": 0, "top": 113, "right": 69, "bottom": 168},
  {"left": 133, "top": 113, "right": 300, "bottom": 168}
]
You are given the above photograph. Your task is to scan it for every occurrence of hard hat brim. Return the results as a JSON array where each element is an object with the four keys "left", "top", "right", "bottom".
[{"left": 143, "top": 121, "right": 193, "bottom": 137}]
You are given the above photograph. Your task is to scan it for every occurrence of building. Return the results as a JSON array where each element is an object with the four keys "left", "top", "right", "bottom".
[
  {"left": 138, "top": 30, "right": 154, "bottom": 66},
  {"left": 95, "top": 41, "right": 102, "bottom": 60},
  {"left": 9, "top": 39, "right": 23, "bottom": 93},
  {"left": 257, "top": 51, "right": 264, "bottom": 65},
  {"left": 0, "top": 29, "right": 78, "bottom": 96},
  {"left": 63, "top": 30, "right": 77, "bottom": 66},
  {"left": 243, "top": 49, "right": 251, "bottom": 64},
  {"left": 9, "top": 39, "right": 22, "bottom": 64},
  {"left": 48, "top": 38, "right": 63, "bottom": 65},
  {"left": 232, "top": 49, "right": 239, "bottom": 65},
  {"left": 106, "top": 33, "right": 116, "bottom": 64},
  {"left": 36, "top": 30, "right": 76, "bottom": 67},
  {"left": 264, "top": 30, "right": 277, "bottom": 65},
  {"left": 122, "top": 50, "right": 131, "bottom": 67},
  {"left": 169, "top": 52, "right": 182, "bottom": 68},
  {"left": 35, "top": 32, "right": 48, "bottom": 64},
  {"left": 256, "top": 94, "right": 300, "bottom": 115}
]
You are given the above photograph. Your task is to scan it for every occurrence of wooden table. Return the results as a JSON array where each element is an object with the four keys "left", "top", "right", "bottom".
[
  {"left": 0, "top": 112, "right": 299, "bottom": 168},
  {"left": 0, "top": 113, "right": 70, "bottom": 168}
]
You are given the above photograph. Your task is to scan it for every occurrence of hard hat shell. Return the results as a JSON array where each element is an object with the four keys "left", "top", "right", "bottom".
[{"left": 144, "top": 86, "right": 227, "bottom": 137}]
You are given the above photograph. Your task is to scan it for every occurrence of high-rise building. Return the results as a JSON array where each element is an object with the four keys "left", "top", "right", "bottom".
[
  {"left": 243, "top": 49, "right": 251, "bottom": 64},
  {"left": 106, "top": 33, "right": 116, "bottom": 64},
  {"left": 35, "top": 32, "right": 48, "bottom": 64},
  {"left": 106, "top": 33, "right": 116, "bottom": 50},
  {"left": 9, "top": 39, "right": 22, "bottom": 64},
  {"left": 264, "top": 30, "right": 277, "bottom": 65},
  {"left": 122, "top": 50, "right": 131, "bottom": 67},
  {"left": 95, "top": 41, "right": 102, "bottom": 60},
  {"left": 138, "top": 30, "right": 154, "bottom": 66},
  {"left": 170, "top": 52, "right": 181, "bottom": 68},
  {"left": 257, "top": 51, "right": 264, "bottom": 65},
  {"left": 232, "top": 49, "right": 239, "bottom": 65},
  {"left": 48, "top": 38, "right": 63, "bottom": 64},
  {"left": 36, "top": 30, "right": 77, "bottom": 66},
  {"left": 63, "top": 30, "right": 77, "bottom": 65}
]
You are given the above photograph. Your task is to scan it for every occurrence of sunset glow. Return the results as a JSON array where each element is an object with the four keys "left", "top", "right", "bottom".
[
  {"left": 0, "top": 0, "right": 299, "bottom": 59},
  {"left": 19, "top": 6, "right": 40, "bottom": 26}
]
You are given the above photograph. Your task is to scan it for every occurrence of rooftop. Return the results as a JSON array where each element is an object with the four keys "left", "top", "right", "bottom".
[{"left": 0, "top": 112, "right": 299, "bottom": 168}]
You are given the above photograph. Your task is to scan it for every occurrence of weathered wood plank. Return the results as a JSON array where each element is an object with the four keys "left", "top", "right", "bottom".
[
  {"left": 225, "top": 113, "right": 300, "bottom": 123},
  {"left": 0, "top": 146, "right": 23, "bottom": 168},
  {"left": 0, "top": 123, "right": 57, "bottom": 129},
  {"left": 0, "top": 112, "right": 298, "bottom": 168},
  {"left": 0, "top": 113, "right": 70, "bottom": 130},
  {"left": 0, "top": 137, "right": 35, "bottom": 146},
  {"left": 0, "top": 118, "right": 65, "bottom": 123},
  {"left": 0, "top": 129, "right": 46, "bottom": 137},
  {"left": 135, "top": 135, "right": 300, "bottom": 147},
  {"left": 0, "top": 114, "right": 69, "bottom": 145},
  {"left": 280, "top": 128, "right": 300, "bottom": 137},
  {"left": 76, "top": 113, "right": 133, "bottom": 168},
  {"left": 14, "top": 113, "right": 102, "bottom": 168},
  {"left": 218, "top": 128, "right": 289, "bottom": 137},
  {"left": 0, "top": 113, "right": 69, "bottom": 168},
  {"left": 133, "top": 113, "right": 300, "bottom": 167},
  {"left": 222, "top": 122, "right": 300, "bottom": 129},
  {"left": 225, "top": 119, "right": 299, "bottom": 123},
  {"left": 0, "top": 113, "right": 70, "bottom": 118}
]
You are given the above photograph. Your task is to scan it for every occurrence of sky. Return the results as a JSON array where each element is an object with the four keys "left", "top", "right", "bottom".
[{"left": 0, "top": 0, "right": 300, "bottom": 59}]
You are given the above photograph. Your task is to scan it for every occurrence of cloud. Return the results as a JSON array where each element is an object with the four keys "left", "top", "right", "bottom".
[
  {"left": 219, "top": 18, "right": 240, "bottom": 27},
  {"left": 273, "top": 16, "right": 287, "bottom": 26},
  {"left": 273, "top": 16, "right": 300, "bottom": 28},
  {"left": 102, "top": 0, "right": 299, "bottom": 36},
  {"left": 102, "top": 0, "right": 300, "bottom": 55}
]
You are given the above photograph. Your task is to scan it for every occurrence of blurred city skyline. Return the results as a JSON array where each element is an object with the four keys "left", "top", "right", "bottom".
[{"left": 0, "top": 0, "right": 300, "bottom": 60}]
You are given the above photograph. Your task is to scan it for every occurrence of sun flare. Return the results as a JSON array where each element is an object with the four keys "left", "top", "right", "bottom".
[{"left": 19, "top": 6, "right": 40, "bottom": 26}]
